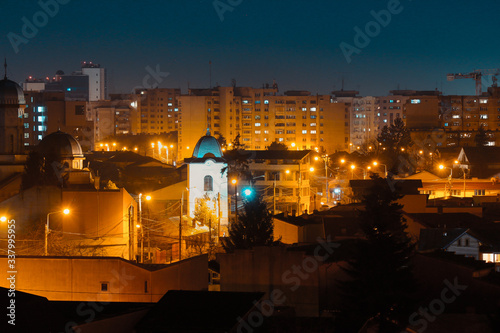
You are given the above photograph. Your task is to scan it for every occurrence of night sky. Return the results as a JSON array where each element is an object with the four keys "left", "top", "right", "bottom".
[{"left": 1, "top": 0, "right": 499, "bottom": 96}]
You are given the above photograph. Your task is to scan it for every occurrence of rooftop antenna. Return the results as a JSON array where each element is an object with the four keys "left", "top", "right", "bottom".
[
  {"left": 4, "top": 58, "right": 7, "bottom": 80},
  {"left": 209, "top": 60, "right": 212, "bottom": 89}
]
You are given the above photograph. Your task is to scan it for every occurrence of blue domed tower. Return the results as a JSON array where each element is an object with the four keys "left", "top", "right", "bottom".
[
  {"left": 185, "top": 129, "right": 228, "bottom": 233},
  {"left": 0, "top": 61, "right": 26, "bottom": 154}
]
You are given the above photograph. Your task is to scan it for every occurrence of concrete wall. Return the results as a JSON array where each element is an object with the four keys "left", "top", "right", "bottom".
[
  {"left": 0, "top": 255, "right": 207, "bottom": 303},
  {"left": 273, "top": 218, "right": 299, "bottom": 244},
  {"left": 219, "top": 246, "right": 321, "bottom": 317}
]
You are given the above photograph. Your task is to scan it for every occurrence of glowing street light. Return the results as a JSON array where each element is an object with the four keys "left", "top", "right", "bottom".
[
  {"left": 45, "top": 209, "right": 70, "bottom": 256},
  {"left": 0, "top": 216, "right": 6, "bottom": 223},
  {"left": 372, "top": 161, "right": 388, "bottom": 177}
]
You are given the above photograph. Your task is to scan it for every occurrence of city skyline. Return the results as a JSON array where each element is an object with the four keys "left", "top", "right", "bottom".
[{"left": 2, "top": 0, "right": 499, "bottom": 96}]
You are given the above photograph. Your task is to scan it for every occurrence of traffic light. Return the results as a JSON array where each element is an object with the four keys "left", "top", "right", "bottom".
[{"left": 242, "top": 187, "right": 254, "bottom": 198}]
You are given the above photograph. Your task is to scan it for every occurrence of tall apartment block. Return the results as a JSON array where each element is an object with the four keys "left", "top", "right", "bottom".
[
  {"left": 176, "top": 85, "right": 349, "bottom": 160},
  {"left": 131, "top": 88, "right": 181, "bottom": 134},
  {"left": 332, "top": 90, "right": 378, "bottom": 151}
]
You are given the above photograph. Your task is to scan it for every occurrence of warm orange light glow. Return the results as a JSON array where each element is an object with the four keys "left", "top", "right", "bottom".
[
  {"left": 314, "top": 156, "right": 319, "bottom": 161},
  {"left": 340, "top": 159, "right": 346, "bottom": 164},
  {"left": 170, "top": 144, "right": 174, "bottom": 148},
  {"left": 350, "top": 164, "right": 355, "bottom": 170},
  {"left": 401, "top": 147, "right": 405, "bottom": 151},
  {"left": 145, "top": 195, "right": 151, "bottom": 201},
  {"left": 136, "top": 224, "right": 141, "bottom": 228},
  {"left": 112, "top": 143, "right": 116, "bottom": 147},
  {"left": 439, "top": 165, "right": 445, "bottom": 170},
  {"left": 419, "top": 150, "right": 423, "bottom": 154},
  {"left": 373, "top": 161, "right": 378, "bottom": 166},
  {"left": 63, "top": 209, "right": 70, "bottom": 215},
  {"left": 367, "top": 166, "right": 371, "bottom": 170},
  {"left": 309, "top": 167, "right": 314, "bottom": 172},
  {"left": 291, "top": 142, "right": 296, "bottom": 147},
  {"left": 285, "top": 170, "right": 290, "bottom": 174},
  {"left": 134, "top": 147, "right": 138, "bottom": 151},
  {"left": 100, "top": 143, "right": 103, "bottom": 147},
  {"left": 231, "top": 179, "right": 237, "bottom": 185},
  {"left": 151, "top": 143, "right": 155, "bottom": 148},
  {"left": 454, "top": 160, "right": 459, "bottom": 164},
  {"left": 0, "top": 216, "right": 6, "bottom": 222}
]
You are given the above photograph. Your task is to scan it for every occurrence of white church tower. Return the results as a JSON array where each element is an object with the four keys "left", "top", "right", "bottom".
[{"left": 185, "top": 130, "right": 228, "bottom": 235}]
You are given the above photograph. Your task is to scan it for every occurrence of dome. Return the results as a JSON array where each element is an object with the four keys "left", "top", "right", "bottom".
[
  {"left": 192, "top": 133, "right": 223, "bottom": 158},
  {"left": 37, "top": 131, "right": 83, "bottom": 158},
  {"left": 0, "top": 78, "right": 26, "bottom": 105}
]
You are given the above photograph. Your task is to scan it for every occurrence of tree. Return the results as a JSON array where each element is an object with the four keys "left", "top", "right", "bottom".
[
  {"left": 266, "top": 141, "right": 288, "bottom": 150},
  {"left": 376, "top": 117, "right": 413, "bottom": 153},
  {"left": 193, "top": 194, "right": 218, "bottom": 228},
  {"left": 222, "top": 193, "right": 275, "bottom": 252},
  {"left": 216, "top": 134, "right": 227, "bottom": 149},
  {"left": 21, "top": 151, "right": 64, "bottom": 190},
  {"left": 338, "top": 176, "right": 416, "bottom": 332},
  {"left": 222, "top": 134, "right": 253, "bottom": 183},
  {"left": 474, "top": 125, "right": 489, "bottom": 147},
  {"left": 376, "top": 118, "right": 414, "bottom": 174}
]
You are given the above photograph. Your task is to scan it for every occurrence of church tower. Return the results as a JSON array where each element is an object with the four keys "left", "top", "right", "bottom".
[
  {"left": 185, "top": 130, "right": 229, "bottom": 235},
  {"left": 0, "top": 60, "right": 26, "bottom": 154}
]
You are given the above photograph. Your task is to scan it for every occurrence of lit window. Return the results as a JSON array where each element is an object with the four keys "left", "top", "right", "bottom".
[
  {"left": 310, "top": 107, "right": 317, "bottom": 111},
  {"left": 302, "top": 130, "right": 307, "bottom": 134},
  {"left": 411, "top": 99, "right": 421, "bottom": 104},
  {"left": 264, "top": 100, "right": 269, "bottom": 104},
  {"left": 255, "top": 123, "right": 261, "bottom": 127},
  {"left": 310, "top": 123, "right": 316, "bottom": 127},
  {"left": 24, "top": 133, "right": 29, "bottom": 138}
]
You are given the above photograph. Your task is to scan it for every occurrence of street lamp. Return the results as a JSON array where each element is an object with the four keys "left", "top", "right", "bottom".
[
  {"left": 231, "top": 179, "right": 238, "bottom": 217},
  {"left": 0, "top": 216, "right": 6, "bottom": 223},
  {"left": 45, "top": 209, "right": 70, "bottom": 256},
  {"left": 138, "top": 193, "right": 151, "bottom": 263},
  {"left": 372, "top": 161, "right": 387, "bottom": 177},
  {"left": 439, "top": 164, "right": 453, "bottom": 197}
]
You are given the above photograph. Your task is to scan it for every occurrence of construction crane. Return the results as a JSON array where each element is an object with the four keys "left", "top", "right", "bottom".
[{"left": 447, "top": 68, "right": 500, "bottom": 96}]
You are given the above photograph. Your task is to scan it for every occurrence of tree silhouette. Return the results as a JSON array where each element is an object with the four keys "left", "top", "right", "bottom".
[
  {"left": 474, "top": 125, "right": 489, "bottom": 147},
  {"left": 266, "top": 141, "right": 289, "bottom": 150},
  {"left": 21, "top": 151, "right": 64, "bottom": 190},
  {"left": 222, "top": 193, "right": 275, "bottom": 251},
  {"left": 338, "top": 176, "right": 416, "bottom": 332}
]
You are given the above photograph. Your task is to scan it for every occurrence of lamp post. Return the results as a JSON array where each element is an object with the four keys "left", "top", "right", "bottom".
[
  {"left": 45, "top": 209, "right": 70, "bottom": 256},
  {"left": 231, "top": 178, "right": 238, "bottom": 218},
  {"left": 439, "top": 164, "right": 453, "bottom": 197},
  {"left": 372, "top": 161, "right": 387, "bottom": 177},
  {"left": 138, "top": 193, "right": 151, "bottom": 263}
]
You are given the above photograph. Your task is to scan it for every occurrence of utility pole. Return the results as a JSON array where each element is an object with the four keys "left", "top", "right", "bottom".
[
  {"left": 179, "top": 192, "right": 183, "bottom": 261},
  {"left": 297, "top": 163, "right": 301, "bottom": 215},
  {"left": 217, "top": 192, "right": 221, "bottom": 241},
  {"left": 273, "top": 175, "right": 276, "bottom": 216}
]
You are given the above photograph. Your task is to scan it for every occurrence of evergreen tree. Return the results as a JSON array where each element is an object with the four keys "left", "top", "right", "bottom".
[
  {"left": 376, "top": 118, "right": 414, "bottom": 174},
  {"left": 474, "top": 125, "right": 489, "bottom": 147},
  {"left": 266, "top": 141, "right": 289, "bottom": 150},
  {"left": 223, "top": 192, "right": 275, "bottom": 251},
  {"left": 338, "top": 176, "right": 416, "bottom": 332}
]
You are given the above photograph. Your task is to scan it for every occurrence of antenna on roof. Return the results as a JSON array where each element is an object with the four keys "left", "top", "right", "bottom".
[{"left": 206, "top": 128, "right": 211, "bottom": 136}]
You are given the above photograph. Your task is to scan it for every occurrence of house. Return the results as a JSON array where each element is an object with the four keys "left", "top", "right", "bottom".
[
  {"left": 0, "top": 254, "right": 208, "bottom": 303},
  {"left": 457, "top": 146, "right": 500, "bottom": 179},
  {"left": 419, "top": 226, "right": 500, "bottom": 270},
  {"left": 230, "top": 149, "right": 315, "bottom": 215}
]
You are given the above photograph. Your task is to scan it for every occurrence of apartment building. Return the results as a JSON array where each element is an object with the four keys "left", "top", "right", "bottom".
[
  {"left": 132, "top": 88, "right": 181, "bottom": 134},
  {"left": 176, "top": 85, "right": 349, "bottom": 160}
]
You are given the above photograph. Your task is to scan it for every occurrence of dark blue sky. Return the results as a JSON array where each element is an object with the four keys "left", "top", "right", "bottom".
[{"left": 1, "top": 0, "right": 499, "bottom": 96}]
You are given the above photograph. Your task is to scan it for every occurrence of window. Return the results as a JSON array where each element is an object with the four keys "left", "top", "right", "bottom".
[
  {"left": 204, "top": 175, "right": 213, "bottom": 191},
  {"left": 101, "top": 282, "right": 109, "bottom": 292},
  {"left": 411, "top": 99, "right": 421, "bottom": 104},
  {"left": 75, "top": 105, "right": 85, "bottom": 115}
]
